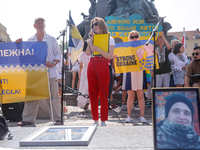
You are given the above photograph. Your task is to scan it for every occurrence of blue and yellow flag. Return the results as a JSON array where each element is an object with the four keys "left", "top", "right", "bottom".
[
  {"left": 114, "top": 40, "right": 159, "bottom": 74},
  {"left": 0, "top": 42, "right": 50, "bottom": 104},
  {"left": 69, "top": 11, "right": 83, "bottom": 65}
]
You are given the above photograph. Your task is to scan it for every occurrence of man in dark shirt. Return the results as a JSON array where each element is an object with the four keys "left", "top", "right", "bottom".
[{"left": 185, "top": 46, "right": 200, "bottom": 87}]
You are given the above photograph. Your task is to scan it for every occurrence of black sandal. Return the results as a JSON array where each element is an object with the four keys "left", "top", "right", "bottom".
[
  {"left": 54, "top": 120, "right": 62, "bottom": 125},
  {"left": 17, "top": 121, "right": 33, "bottom": 126}
]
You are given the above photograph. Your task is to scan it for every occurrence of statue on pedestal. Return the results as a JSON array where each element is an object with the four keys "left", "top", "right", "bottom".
[
  {"left": 77, "top": 0, "right": 171, "bottom": 38},
  {"left": 105, "top": 0, "right": 159, "bottom": 19}
]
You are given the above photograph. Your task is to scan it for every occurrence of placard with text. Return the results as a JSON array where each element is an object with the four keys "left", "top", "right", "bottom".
[{"left": 0, "top": 42, "right": 49, "bottom": 104}]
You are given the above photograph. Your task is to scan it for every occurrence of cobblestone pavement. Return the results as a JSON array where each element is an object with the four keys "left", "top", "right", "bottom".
[{"left": 3, "top": 105, "right": 153, "bottom": 127}]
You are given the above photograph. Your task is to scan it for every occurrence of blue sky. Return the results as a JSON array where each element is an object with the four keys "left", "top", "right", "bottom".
[{"left": 0, "top": 0, "right": 199, "bottom": 42}]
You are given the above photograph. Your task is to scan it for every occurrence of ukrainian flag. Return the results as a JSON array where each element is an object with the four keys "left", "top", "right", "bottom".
[{"left": 69, "top": 11, "right": 83, "bottom": 65}]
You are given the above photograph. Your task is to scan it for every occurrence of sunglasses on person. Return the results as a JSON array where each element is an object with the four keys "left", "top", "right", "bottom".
[
  {"left": 130, "top": 35, "right": 139, "bottom": 39},
  {"left": 92, "top": 22, "right": 98, "bottom": 28},
  {"left": 192, "top": 52, "right": 199, "bottom": 56}
]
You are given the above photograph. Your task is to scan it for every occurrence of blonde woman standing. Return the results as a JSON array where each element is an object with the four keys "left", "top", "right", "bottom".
[{"left": 125, "top": 30, "right": 147, "bottom": 123}]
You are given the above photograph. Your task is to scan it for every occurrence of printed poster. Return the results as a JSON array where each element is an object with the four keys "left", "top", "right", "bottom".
[{"left": 114, "top": 40, "right": 159, "bottom": 74}]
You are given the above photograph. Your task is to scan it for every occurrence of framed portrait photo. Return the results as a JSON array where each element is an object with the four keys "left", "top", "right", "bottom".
[
  {"left": 152, "top": 87, "right": 200, "bottom": 150},
  {"left": 20, "top": 125, "right": 97, "bottom": 146}
]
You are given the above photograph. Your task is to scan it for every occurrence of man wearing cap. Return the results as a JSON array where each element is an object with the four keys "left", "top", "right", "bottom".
[
  {"left": 16, "top": 18, "right": 62, "bottom": 126},
  {"left": 185, "top": 46, "right": 200, "bottom": 87},
  {"left": 156, "top": 94, "right": 200, "bottom": 149}
]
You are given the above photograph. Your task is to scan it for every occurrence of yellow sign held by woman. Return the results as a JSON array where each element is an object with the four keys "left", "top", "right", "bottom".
[{"left": 114, "top": 40, "right": 159, "bottom": 74}]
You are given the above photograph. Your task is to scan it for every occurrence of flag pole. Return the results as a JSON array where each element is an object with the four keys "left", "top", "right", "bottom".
[
  {"left": 146, "top": 16, "right": 165, "bottom": 87},
  {"left": 182, "top": 27, "right": 186, "bottom": 49},
  {"left": 47, "top": 69, "right": 54, "bottom": 125},
  {"left": 68, "top": 47, "right": 71, "bottom": 70}
]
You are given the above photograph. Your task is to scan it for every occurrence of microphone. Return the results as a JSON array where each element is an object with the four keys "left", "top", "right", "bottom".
[
  {"left": 92, "top": 29, "right": 96, "bottom": 34},
  {"left": 89, "top": 29, "right": 96, "bottom": 38}
]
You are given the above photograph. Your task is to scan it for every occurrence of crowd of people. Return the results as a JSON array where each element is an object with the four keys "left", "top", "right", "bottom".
[
  {"left": 72, "top": 17, "right": 200, "bottom": 129},
  {"left": 15, "top": 17, "right": 200, "bottom": 134}
]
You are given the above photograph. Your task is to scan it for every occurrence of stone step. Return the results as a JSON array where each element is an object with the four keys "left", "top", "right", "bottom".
[
  {"left": 63, "top": 93, "right": 78, "bottom": 106},
  {"left": 63, "top": 93, "right": 123, "bottom": 106},
  {"left": 63, "top": 93, "right": 78, "bottom": 100},
  {"left": 62, "top": 92, "right": 151, "bottom": 106},
  {"left": 63, "top": 93, "right": 122, "bottom": 100}
]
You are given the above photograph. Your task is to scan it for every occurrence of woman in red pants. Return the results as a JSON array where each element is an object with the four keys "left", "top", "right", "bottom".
[{"left": 86, "top": 17, "right": 115, "bottom": 126}]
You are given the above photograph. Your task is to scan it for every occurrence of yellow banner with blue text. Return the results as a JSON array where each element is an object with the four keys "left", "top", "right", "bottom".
[{"left": 114, "top": 40, "right": 159, "bottom": 74}]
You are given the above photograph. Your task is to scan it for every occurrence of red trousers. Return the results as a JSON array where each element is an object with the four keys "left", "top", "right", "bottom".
[{"left": 87, "top": 57, "right": 110, "bottom": 121}]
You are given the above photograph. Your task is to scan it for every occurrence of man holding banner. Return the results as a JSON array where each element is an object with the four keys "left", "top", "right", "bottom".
[{"left": 16, "top": 18, "right": 61, "bottom": 126}]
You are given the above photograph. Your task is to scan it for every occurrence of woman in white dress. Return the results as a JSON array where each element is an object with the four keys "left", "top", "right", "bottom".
[
  {"left": 77, "top": 41, "right": 90, "bottom": 112},
  {"left": 125, "top": 30, "right": 147, "bottom": 123}
]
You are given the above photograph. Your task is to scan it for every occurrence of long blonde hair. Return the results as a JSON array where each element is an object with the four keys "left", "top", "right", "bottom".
[{"left": 90, "top": 17, "right": 109, "bottom": 34}]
